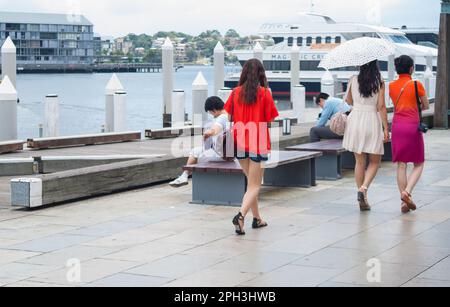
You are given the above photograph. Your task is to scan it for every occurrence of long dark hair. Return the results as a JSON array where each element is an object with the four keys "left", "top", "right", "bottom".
[
  {"left": 238, "top": 59, "right": 268, "bottom": 104},
  {"left": 358, "top": 60, "right": 383, "bottom": 98}
]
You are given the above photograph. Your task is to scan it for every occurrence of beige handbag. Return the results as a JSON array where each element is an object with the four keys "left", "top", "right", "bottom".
[
  {"left": 330, "top": 112, "right": 348, "bottom": 136},
  {"left": 330, "top": 76, "right": 354, "bottom": 136}
]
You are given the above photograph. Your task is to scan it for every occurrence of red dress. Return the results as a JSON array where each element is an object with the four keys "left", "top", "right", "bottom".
[{"left": 224, "top": 86, "right": 279, "bottom": 155}]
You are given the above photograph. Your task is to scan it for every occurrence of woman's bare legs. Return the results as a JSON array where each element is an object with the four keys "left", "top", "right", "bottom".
[
  {"left": 406, "top": 163, "right": 425, "bottom": 194},
  {"left": 354, "top": 153, "right": 367, "bottom": 190},
  {"left": 238, "top": 159, "right": 264, "bottom": 220},
  {"left": 397, "top": 163, "right": 408, "bottom": 193},
  {"left": 397, "top": 162, "right": 424, "bottom": 211},
  {"left": 355, "top": 153, "right": 381, "bottom": 210},
  {"left": 363, "top": 154, "right": 382, "bottom": 189}
]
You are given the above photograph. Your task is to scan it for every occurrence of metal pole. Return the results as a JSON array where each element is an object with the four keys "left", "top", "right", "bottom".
[
  {"left": 292, "top": 85, "right": 306, "bottom": 123},
  {"left": 44, "top": 94, "right": 59, "bottom": 138},
  {"left": 214, "top": 42, "right": 225, "bottom": 96},
  {"left": 321, "top": 70, "right": 335, "bottom": 96},
  {"left": 388, "top": 54, "right": 396, "bottom": 82},
  {"left": 218, "top": 87, "right": 233, "bottom": 103},
  {"left": 172, "top": 90, "right": 186, "bottom": 128},
  {"left": 253, "top": 42, "right": 264, "bottom": 63},
  {"left": 162, "top": 37, "right": 174, "bottom": 127},
  {"left": 113, "top": 90, "right": 127, "bottom": 132},
  {"left": 105, "top": 74, "right": 124, "bottom": 133},
  {"left": 291, "top": 44, "right": 301, "bottom": 102},
  {"left": 0, "top": 76, "right": 18, "bottom": 141},
  {"left": 192, "top": 72, "right": 209, "bottom": 128},
  {"left": 1, "top": 37, "right": 17, "bottom": 89}
]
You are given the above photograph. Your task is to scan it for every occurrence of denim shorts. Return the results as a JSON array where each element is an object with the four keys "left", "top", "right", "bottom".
[{"left": 236, "top": 152, "right": 269, "bottom": 163}]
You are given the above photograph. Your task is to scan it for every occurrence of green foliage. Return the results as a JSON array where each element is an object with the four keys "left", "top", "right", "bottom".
[
  {"left": 144, "top": 49, "right": 162, "bottom": 64},
  {"left": 115, "top": 29, "right": 247, "bottom": 63}
]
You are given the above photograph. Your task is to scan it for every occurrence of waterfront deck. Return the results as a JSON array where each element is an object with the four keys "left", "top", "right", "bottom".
[{"left": 0, "top": 129, "right": 449, "bottom": 287}]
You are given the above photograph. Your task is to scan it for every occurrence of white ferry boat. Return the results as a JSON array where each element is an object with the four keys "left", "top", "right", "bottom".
[{"left": 225, "top": 13, "right": 438, "bottom": 99}]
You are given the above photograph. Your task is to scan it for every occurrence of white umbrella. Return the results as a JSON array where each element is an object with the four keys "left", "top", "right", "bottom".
[{"left": 318, "top": 37, "right": 397, "bottom": 70}]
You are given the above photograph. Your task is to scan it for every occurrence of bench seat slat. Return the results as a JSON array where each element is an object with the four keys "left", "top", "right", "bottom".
[
  {"left": 0, "top": 140, "right": 25, "bottom": 154},
  {"left": 183, "top": 151, "right": 323, "bottom": 173},
  {"left": 286, "top": 139, "right": 348, "bottom": 155},
  {"left": 27, "top": 132, "right": 141, "bottom": 149}
]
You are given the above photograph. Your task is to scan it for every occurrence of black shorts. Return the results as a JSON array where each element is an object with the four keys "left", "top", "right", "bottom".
[{"left": 236, "top": 152, "right": 269, "bottom": 163}]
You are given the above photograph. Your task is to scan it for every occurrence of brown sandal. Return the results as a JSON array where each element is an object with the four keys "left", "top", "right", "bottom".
[
  {"left": 401, "top": 191, "right": 417, "bottom": 211},
  {"left": 401, "top": 202, "right": 411, "bottom": 214},
  {"left": 358, "top": 186, "right": 371, "bottom": 212}
]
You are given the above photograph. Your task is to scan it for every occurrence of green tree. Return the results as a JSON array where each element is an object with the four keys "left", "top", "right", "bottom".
[
  {"left": 186, "top": 48, "right": 198, "bottom": 63},
  {"left": 225, "top": 29, "right": 240, "bottom": 38},
  {"left": 144, "top": 49, "right": 162, "bottom": 64}
]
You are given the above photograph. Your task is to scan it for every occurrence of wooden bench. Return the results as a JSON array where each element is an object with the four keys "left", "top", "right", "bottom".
[
  {"left": 27, "top": 131, "right": 141, "bottom": 150},
  {"left": 287, "top": 139, "right": 393, "bottom": 180},
  {"left": 145, "top": 126, "right": 203, "bottom": 139},
  {"left": 183, "top": 150, "right": 322, "bottom": 206},
  {"left": 11, "top": 155, "right": 185, "bottom": 209},
  {"left": 0, "top": 140, "right": 24, "bottom": 154}
]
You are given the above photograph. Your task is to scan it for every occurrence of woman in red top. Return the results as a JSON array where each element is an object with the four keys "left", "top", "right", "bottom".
[{"left": 225, "top": 59, "right": 279, "bottom": 236}]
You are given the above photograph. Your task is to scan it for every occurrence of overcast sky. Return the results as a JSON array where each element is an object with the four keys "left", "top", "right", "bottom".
[{"left": 0, "top": 0, "right": 442, "bottom": 37}]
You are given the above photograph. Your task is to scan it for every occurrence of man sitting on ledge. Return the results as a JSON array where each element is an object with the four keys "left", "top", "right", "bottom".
[
  {"left": 169, "top": 96, "right": 229, "bottom": 188},
  {"left": 310, "top": 93, "right": 352, "bottom": 142}
]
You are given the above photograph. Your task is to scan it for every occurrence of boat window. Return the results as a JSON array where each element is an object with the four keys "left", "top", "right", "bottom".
[
  {"left": 264, "top": 60, "right": 291, "bottom": 71},
  {"left": 335, "top": 36, "right": 342, "bottom": 44},
  {"left": 287, "top": 37, "right": 294, "bottom": 47},
  {"left": 343, "top": 33, "right": 380, "bottom": 40},
  {"left": 388, "top": 35, "right": 413, "bottom": 44},
  {"left": 306, "top": 37, "right": 313, "bottom": 46},
  {"left": 297, "top": 37, "right": 303, "bottom": 46},
  {"left": 325, "top": 36, "right": 332, "bottom": 44},
  {"left": 405, "top": 33, "right": 438, "bottom": 46},
  {"left": 273, "top": 37, "right": 284, "bottom": 44},
  {"left": 316, "top": 37, "right": 322, "bottom": 44}
]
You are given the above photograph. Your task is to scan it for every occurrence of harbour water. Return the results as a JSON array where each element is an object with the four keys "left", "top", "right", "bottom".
[
  {"left": 15, "top": 65, "right": 308, "bottom": 140},
  {"left": 15, "top": 66, "right": 218, "bottom": 139}
]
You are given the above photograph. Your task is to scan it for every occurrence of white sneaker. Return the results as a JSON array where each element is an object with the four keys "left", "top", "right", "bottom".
[{"left": 169, "top": 176, "right": 189, "bottom": 188}]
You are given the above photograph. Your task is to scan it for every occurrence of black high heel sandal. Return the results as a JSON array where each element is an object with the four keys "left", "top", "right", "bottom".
[
  {"left": 232, "top": 212, "right": 246, "bottom": 236},
  {"left": 252, "top": 218, "right": 268, "bottom": 229}
]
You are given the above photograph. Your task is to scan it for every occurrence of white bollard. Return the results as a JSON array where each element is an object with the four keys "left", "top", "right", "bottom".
[
  {"left": 321, "top": 70, "right": 335, "bottom": 96},
  {"left": 426, "top": 52, "right": 434, "bottom": 72},
  {"left": 388, "top": 54, "right": 396, "bottom": 82},
  {"left": 0, "top": 76, "right": 17, "bottom": 141},
  {"left": 1, "top": 37, "right": 17, "bottom": 89},
  {"left": 385, "top": 81, "right": 393, "bottom": 109},
  {"left": 44, "top": 94, "right": 59, "bottom": 138},
  {"left": 218, "top": 87, "right": 232, "bottom": 103},
  {"left": 290, "top": 44, "right": 300, "bottom": 101},
  {"left": 424, "top": 67, "right": 434, "bottom": 98},
  {"left": 214, "top": 42, "right": 225, "bottom": 96},
  {"left": 172, "top": 90, "right": 185, "bottom": 128},
  {"left": 425, "top": 52, "right": 436, "bottom": 98},
  {"left": 253, "top": 42, "right": 264, "bottom": 63},
  {"left": 162, "top": 37, "right": 174, "bottom": 126},
  {"left": 292, "top": 85, "right": 306, "bottom": 123},
  {"left": 192, "top": 72, "right": 209, "bottom": 127},
  {"left": 105, "top": 74, "right": 124, "bottom": 133},
  {"left": 113, "top": 90, "right": 127, "bottom": 132}
]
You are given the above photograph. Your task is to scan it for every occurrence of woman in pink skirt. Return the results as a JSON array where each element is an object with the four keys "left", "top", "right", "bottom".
[{"left": 389, "top": 55, "right": 430, "bottom": 214}]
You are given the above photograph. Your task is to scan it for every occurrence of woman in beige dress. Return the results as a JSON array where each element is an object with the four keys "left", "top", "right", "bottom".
[{"left": 343, "top": 60, "right": 390, "bottom": 211}]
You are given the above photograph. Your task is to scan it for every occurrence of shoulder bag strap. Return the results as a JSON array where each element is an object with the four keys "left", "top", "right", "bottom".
[
  {"left": 394, "top": 80, "right": 414, "bottom": 108},
  {"left": 414, "top": 81, "right": 423, "bottom": 124}
]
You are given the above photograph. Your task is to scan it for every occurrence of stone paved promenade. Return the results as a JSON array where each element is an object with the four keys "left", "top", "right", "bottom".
[{"left": 0, "top": 130, "right": 450, "bottom": 287}]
